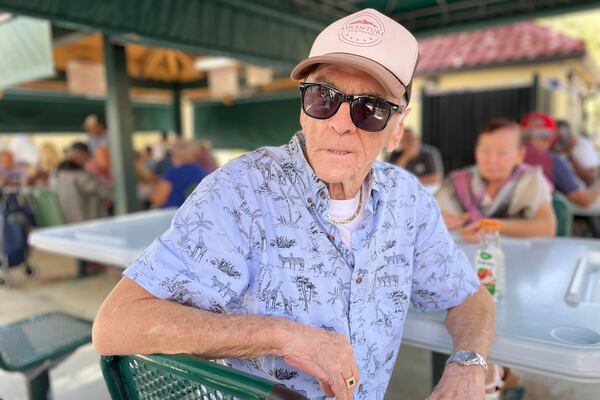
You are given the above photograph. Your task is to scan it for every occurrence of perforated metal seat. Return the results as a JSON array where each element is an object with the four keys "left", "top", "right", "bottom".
[
  {"left": 101, "top": 353, "right": 309, "bottom": 400},
  {"left": 0, "top": 312, "right": 92, "bottom": 400}
]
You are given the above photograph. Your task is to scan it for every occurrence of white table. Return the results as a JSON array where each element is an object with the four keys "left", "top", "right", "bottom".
[
  {"left": 403, "top": 237, "right": 600, "bottom": 383},
  {"left": 29, "top": 210, "right": 600, "bottom": 383},
  {"left": 29, "top": 208, "right": 177, "bottom": 267}
]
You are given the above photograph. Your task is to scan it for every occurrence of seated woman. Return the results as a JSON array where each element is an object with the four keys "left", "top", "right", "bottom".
[
  {"left": 437, "top": 118, "right": 556, "bottom": 243},
  {"left": 437, "top": 119, "right": 556, "bottom": 399}
]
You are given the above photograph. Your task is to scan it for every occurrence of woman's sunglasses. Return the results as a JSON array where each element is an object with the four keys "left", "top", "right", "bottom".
[{"left": 299, "top": 83, "right": 403, "bottom": 132}]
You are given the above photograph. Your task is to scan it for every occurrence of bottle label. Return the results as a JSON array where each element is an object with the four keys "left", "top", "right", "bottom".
[{"left": 476, "top": 251, "right": 496, "bottom": 296}]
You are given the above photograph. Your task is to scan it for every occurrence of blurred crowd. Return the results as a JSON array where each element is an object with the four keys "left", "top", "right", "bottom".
[
  {"left": 388, "top": 112, "right": 600, "bottom": 243},
  {"left": 0, "top": 114, "right": 218, "bottom": 224}
]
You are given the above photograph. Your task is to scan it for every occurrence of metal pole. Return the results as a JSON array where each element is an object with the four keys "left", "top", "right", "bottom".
[
  {"left": 173, "top": 83, "right": 182, "bottom": 137},
  {"left": 103, "top": 34, "right": 140, "bottom": 214}
]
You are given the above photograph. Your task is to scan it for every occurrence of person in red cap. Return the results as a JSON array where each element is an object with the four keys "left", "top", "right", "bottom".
[
  {"left": 94, "top": 9, "right": 494, "bottom": 400},
  {"left": 522, "top": 112, "right": 600, "bottom": 208}
]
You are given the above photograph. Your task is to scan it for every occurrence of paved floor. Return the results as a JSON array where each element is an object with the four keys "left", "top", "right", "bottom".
[{"left": 0, "top": 249, "right": 598, "bottom": 399}]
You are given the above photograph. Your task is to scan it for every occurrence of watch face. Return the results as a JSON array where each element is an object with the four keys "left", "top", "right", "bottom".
[
  {"left": 456, "top": 351, "right": 475, "bottom": 362},
  {"left": 447, "top": 351, "right": 487, "bottom": 371}
]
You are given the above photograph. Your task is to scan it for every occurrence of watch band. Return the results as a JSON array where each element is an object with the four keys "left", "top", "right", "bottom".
[{"left": 445, "top": 350, "right": 488, "bottom": 373}]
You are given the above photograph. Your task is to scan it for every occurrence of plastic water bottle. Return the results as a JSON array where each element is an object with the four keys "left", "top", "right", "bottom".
[{"left": 474, "top": 219, "right": 505, "bottom": 301}]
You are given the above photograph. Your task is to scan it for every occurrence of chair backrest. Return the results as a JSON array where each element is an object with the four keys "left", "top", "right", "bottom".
[
  {"left": 552, "top": 191, "right": 573, "bottom": 237},
  {"left": 28, "top": 187, "right": 64, "bottom": 227},
  {"left": 101, "top": 354, "right": 309, "bottom": 400}
]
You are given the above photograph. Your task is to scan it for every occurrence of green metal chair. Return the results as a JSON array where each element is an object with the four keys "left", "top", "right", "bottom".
[
  {"left": 28, "top": 187, "right": 96, "bottom": 276},
  {"left": 552, "top": 191, "right": 573, "bottom": 237},
  {"left": 0, "top": 312, "right": 93, "bottom": 400},
  {"left": 101, "top": 353, "right": 309, "bottom": 400},
  {"left": 27, "top": 187, "right": 65, "bottom": 228}
]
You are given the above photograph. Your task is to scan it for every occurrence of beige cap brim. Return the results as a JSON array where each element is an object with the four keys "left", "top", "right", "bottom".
[{"left": 290, "top": 53, "right": 408, "bottom": 103}]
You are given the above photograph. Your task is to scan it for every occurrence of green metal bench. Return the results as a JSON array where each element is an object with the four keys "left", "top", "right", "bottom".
[
  {"left": 0, "top": 312, "right": 93, "bottom": 400},
  {"left": 101, "top": 353, "right": 309, "bottom": 400}
]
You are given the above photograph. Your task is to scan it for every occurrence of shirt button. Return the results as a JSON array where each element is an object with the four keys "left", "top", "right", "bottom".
[
  {"left": 320, "top": 191, "right": 327, "bottom": 199},
  {"left": 327, "top": 234, "right": 335, "bottom": 242},
  {"left": 359, "top": 384, "right": 364, "bottom": 392},
  {"left": 307, "top": 197, "right": 313, "bottom": 204},
  {"left": 355, "top": 276, "right": 363, "bottom": 284}
]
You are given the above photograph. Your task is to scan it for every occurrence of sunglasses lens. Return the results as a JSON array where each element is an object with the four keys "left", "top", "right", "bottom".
[
  {"left": 350, "top": 97, "right": 392, "bottom": 132},
  {"left": 302, "top": 85, "right": 342, "bottom": 119}
]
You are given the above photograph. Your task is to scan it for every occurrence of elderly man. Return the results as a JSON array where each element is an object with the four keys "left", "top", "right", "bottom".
[{"left": 93, "top": 9, "right": 494, "bottom": 400}]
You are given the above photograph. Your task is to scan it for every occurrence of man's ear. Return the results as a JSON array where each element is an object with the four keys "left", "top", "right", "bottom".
[{"left": 386, "top": 108, "right": 411, "bottom": 152}]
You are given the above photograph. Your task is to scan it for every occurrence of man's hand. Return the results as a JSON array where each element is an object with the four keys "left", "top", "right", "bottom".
[
  {"left": 278, "top": 321, "right": 360, "bottom": 400},
  {"left": 426, "top": 363, "right": 485, "bottom": 400}
]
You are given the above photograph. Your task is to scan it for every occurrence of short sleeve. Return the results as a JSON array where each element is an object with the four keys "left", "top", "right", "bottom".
[
  {"left": 572, "top": 138, "right": 600, "bottom": 169},
  {"left": 552, "top": 155, "right": 582, "bottom": 195},
  {"left": 123, "top": 170, "right": 250, "bottom": 313},
  {"left": 411, "top": 187, "right": 480, "bottom": 312}
]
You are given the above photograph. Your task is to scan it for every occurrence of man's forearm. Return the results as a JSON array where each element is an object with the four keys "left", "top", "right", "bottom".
[
  {"left": 93, "top": 278, "right": 287, "bottom": 359},
  {"left": 444, "top": 286, "right": 495, "bottom": 358}
]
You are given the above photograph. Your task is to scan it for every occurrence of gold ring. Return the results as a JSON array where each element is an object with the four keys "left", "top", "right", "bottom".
[{"left": 344, "top": 375, "right": 356, "bottom": 389}]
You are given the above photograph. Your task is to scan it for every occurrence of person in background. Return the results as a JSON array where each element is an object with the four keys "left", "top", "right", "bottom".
[
  {"left": 152, "top": 131, "right": 170, "bottom": 162},
  {"left": 437, "top": 118, "right": 554, "bottom": 399},
  {"left": 437, "top": 118, "right": 555, "bottom": 242},
  {"left": 135, "top": 151, "right": 156, "bottom": 185},
  {"left": 150, "top": 139, "right": 207, "bottom": 208},
  {"left": 9, "top": 134, "right": 39, "bottom": 169},
  {"left": 38, "top": 142, "right": 60, "bottom": 174},
  {"left": 553, "top": 120, "right": 599, "bottom": 187},
  {"left": 0, "top": 150, "right": 29, "bottom": 187},
  {"left": 27, "top": 142, "right": 61, "bottom": 186},
  {"left": 142, "top": 145, "right": 157, "bottom": 172},
  {"left": 83, "top": 114, "right": 108, "bottom": 154},
  {"left": 388, "top": 127, "right": 443, "bottom": 185},
  {"left": 85, "top": 146, "right": 113, "bottom": 185},
  {"left": 152, "top": 134, "right": 173, "bottom": 177},
  {"left": 522, "top": 112, "right": 600, "bottom": 208},
  {"left": 51, "top": 142, "right": 112, "bottom": 223},
  {"left": 195, "top": 139, "right": 219, "bottom": 174}
]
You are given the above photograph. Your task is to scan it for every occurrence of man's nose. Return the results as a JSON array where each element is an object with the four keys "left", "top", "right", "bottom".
[{"left": 328, "top": 102, "right": 356, "bottom": 134}]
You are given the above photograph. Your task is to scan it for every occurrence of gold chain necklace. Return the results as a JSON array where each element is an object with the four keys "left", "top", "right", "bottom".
[{"left": 326, "top": 186, "right": 364, "bottom": 225}]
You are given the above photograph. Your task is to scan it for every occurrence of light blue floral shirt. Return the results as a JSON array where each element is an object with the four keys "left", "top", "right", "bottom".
[{"left": 124, "top": 132, "right": 479, "bottom": 400}]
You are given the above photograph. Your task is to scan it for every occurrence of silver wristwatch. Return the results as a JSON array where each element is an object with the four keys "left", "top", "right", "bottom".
[{"left": 445, "top": 350, "right": 488, "bottom": 373}]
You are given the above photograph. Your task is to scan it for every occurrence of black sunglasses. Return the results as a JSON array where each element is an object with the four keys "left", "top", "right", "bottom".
[{"left": 299, "top": 83, "right": 403, "bottom": 132}]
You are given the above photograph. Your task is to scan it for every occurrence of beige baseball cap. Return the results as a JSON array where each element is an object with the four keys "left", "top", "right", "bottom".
[{"left": 291, "top": 8, "right": 419, "bottom": 104}]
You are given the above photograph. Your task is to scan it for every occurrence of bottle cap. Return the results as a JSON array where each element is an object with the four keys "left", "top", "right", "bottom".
[{"left": 479, "top": 219, "right": 501, "bottom": 231}]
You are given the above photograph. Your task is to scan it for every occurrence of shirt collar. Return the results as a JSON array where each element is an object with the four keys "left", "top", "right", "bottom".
[{"left": 287, "top": 131, "right": 384, "bottom": 213}]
